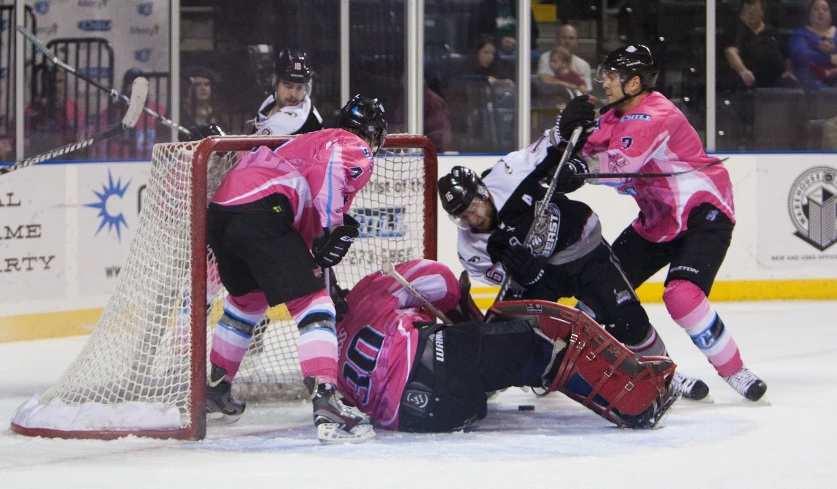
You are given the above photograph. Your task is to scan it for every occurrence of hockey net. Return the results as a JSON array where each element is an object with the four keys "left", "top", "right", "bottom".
[{"left": 11, "top": 134, "right": 438, "bottom": 440}]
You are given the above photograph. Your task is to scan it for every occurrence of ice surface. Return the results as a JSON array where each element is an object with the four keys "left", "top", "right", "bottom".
[{"left": 1, "top": 301, "right": 836, "bottom": 489}]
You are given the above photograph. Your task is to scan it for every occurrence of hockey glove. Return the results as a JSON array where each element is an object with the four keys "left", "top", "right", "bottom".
[
  {"left": 557, "top": 95, "right": 596, "bottom": 143},
  {"left": 500, "top": 244, "right": 547, "bottom": 287},
  {"left": 555, "top": 157, "right": 589, "bottom": 194},
  {"left": 185, "top": 123, "right": 227, "bottom": 141},
  {"left": 312, "top": 214, "right": 361, "bottom": 268}
]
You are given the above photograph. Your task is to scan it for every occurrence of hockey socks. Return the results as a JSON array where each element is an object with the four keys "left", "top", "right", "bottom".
[{"left": 664, "top": 280, "right": 743, "bottom": 377}]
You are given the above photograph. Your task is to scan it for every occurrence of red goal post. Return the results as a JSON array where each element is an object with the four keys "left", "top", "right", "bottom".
[{"left": 11, "top": 134, "right": 438, "bottom": 440}]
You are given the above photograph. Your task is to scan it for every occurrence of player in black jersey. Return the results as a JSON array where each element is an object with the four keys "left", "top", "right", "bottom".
[{"left": 439, "top": 131, "right": 709, "bottom": 400}]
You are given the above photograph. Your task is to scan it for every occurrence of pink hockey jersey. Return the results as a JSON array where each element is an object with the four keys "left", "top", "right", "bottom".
[
  {"left": 582, "top": 91, "right": 735, "bottom": 242},
  {"left": 336, "top": 259, "right": 461, "bottom": 430},
  {"left": 211, "top": 128, "right": 375, "bottom": 246}
]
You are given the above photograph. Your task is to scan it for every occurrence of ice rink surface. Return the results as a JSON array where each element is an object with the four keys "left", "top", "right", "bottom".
[{"left": 1, "top": 300, "right": 836, "bottom": 489}]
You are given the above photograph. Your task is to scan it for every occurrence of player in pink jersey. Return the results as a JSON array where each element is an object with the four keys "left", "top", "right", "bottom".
[
  {"left": 205, "top": 95, "right": 386, "bottom": 443},
  {"left": 332, "top": 259, "right": 680, "bottom": 432},
  {"left": 554, "top": 45, "right": 766, "bottom": 401}
]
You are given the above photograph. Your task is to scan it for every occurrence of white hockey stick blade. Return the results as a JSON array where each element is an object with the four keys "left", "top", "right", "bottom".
[
  {"left": 317, "top": 422, "right": 376, "bottom": 444},
  {"left": 122, "top": 77, "right": 149, "bottom": 128}
]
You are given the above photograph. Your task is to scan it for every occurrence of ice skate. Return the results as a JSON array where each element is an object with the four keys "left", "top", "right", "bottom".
[
  {"left": 206, "top": 365, "right": 245, "bottom": 421},
  {"left": 670, "top": 371, "right": 710, "bottom": 401},
  {"left": 305, "top": 376, "right": 376, "bottom": 444},
  {"left": 723, "top": 366, "right": 767, "bottom": 401}
]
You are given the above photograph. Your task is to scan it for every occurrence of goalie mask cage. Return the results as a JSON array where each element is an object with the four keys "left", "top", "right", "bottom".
[{"left": 10, "top": 134, "right": 438, "bottom": 441}]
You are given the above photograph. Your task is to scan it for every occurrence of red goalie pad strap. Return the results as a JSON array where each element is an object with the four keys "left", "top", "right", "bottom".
[{"left": 488, "top": 300, "right": 675, "bottom": 420}]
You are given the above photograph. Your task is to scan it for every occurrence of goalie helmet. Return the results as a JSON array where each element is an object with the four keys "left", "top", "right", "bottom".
[
  {"left": 275, "top": 48, "right": 312, "bottom": 84},
  {"left": 437, "top": 166, "right": 490, "bottom": 217},
  {"left": 595, "top": 44, "right": 658, "bottom": 91},
  {"left": 338, "top": 94, "right": 387, "bottom": 151}
]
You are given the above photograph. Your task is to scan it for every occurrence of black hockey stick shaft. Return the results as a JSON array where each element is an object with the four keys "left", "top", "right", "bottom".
[
  {"left": 493, "top": 125, "right": 584, "bottom": 304},
  {"left": 16, "top": 26, "right": 192, "bottom": 137},
  {"left": 0, "top": 77, "right": 148, "bottom": 175},
  {"left": 576, "top": 158, "right": 728, "bottom": 179}
]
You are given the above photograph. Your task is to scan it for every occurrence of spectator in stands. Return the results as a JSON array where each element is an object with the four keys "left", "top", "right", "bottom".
[
  {"left": 789, "top": 0, "right": 837, "bottom": 89},
  {"left": 26, "top": 68, "right": 86, "bottom": 157},
  {"left": 423, "top": 81, "right": 452, "bottom": 153},
  {"left": 537, "top": 24, "right": 593, "bottom": 92},
  {"left": 545, "top": 46, "right": 588, "bottom": 95},
  {"left": 465, "top": 34, "right": 511, "bottom": 82},
  {"left": 473, "top": 0, "right": 539, "bottom": 57},
  {"left": 722, "top": 0, "right": 798, "bottom": 89},
  {"left": 181, "top": 66, "right": 217, "bottom": 129}
]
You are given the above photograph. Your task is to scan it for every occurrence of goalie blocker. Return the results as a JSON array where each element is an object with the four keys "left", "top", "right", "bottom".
[{"left": 399, "top": 300, "right": 678, "bottom": 432}]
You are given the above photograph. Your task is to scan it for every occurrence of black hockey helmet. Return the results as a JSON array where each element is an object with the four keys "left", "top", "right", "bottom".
[
  {"left": 275, "top": 48, "right": 312, "bottom": 84},
  {"left": 596, "top": 44, "right": 658, "bottom": 91},
  {"left": 438, "top": 166, "right": 491, "bottom": 217},
  {"left": 338, "top": 94, "right": 387, "bottom": 151}
]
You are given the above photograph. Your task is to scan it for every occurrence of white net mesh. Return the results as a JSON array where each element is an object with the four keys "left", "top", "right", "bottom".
[{"left": 11, "top": 135, "right": 435, "bottom": 439}]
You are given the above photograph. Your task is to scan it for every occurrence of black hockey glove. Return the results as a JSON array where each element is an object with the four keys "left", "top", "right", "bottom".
[
  {"left": 555, "top": 157, "right": 589, "bottom": 194},
  {"left": 185, "top": 123, "right": 226, "bottom": 141},
  {"left": 500, "top": 244, "right": 547, "bottom": 287},
  {"left": 311, "top": 214, "right": 361, "bottom": 268},
  {"left": 557, "top": 95, "right": 596, "bottom": 143}
]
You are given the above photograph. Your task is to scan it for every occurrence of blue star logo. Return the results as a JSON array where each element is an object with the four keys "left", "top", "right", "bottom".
[{"left": 85, "top": 169, "right": 132, "bottom": 241}]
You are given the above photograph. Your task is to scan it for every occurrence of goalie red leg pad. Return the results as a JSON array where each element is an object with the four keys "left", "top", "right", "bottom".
[{"left": 488, "top": 300, "right": 675, "bottom": 424}]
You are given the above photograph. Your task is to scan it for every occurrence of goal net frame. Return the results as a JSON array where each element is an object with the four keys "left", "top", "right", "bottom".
[{"left": 10, "top": 134, "right": 438, "bottom": 440}]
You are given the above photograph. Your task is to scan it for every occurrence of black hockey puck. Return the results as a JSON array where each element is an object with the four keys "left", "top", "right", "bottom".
[{"left": 518, "top": 404, "right": 535, "bottom": 411}]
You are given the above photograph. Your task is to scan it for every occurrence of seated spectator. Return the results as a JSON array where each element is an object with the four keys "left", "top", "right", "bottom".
[
  {"left": 722, "top": 0, "right": 798, "bottom": 89},
  {"left": 26, "top": 68, "right": 86, "bottom": 157},
  {"left": 473, "top": 0, "right": 539, "bottom": 57},
  {"left": 544, "top": 46, "right": 588, "bottom": 96},
  {"left": 789, "top": 0, "right": 837, "bottom": 89},
  {"left": 537, "top": 24, "right": 593, "bottom": 92},
  {"left": 461, "top": 34, "right": 511, "bottom": 82},
  {"left": 423, "top": 81, "right": 452, "bottom": 153},
  {"left": 181, "top": 66, "right": 217, "bottom": 129}
]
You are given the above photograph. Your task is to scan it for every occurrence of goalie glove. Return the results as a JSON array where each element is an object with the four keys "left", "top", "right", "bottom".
[
  {"left": 555, "top": 157, "right": 589, "bottom": 194},
  {"left": 312, "top": 214, "right": 360, "bottom": 268},
  {"left": 500, "top": 244, "right": 547, "bottom": 287}
]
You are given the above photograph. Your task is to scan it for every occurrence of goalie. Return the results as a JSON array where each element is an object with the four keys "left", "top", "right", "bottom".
[{"left": 331, "top": 259, "right": 679, "bottom": 432}]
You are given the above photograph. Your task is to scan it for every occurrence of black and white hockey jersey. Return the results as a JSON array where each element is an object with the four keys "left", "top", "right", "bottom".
[
  {"left": 254, "top": 94, "right": 323, "bottom": 136},
  {"left": 457, "top": 132, "right": 601, "bottom": 286}
]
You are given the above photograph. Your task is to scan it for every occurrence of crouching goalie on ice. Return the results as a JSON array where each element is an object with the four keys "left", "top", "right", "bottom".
[{"left": 331, "top": 259, "right": 681, "bottom": 432}]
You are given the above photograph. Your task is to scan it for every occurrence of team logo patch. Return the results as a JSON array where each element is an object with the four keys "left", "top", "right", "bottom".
[
  {"left": 526, "top": 203, "right": 560, "bottom": 258},
  {"left": 404, "top": 391, "right": 430, "bottom": 412},
  {"left": 788, "top": 166, "right": 837, "bottom": 251},
  {"left": 619, "top": 114, "right": 651, "bottom": 123}
]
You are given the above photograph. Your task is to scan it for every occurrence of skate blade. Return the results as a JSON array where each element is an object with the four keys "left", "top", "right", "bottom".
[
  {"left": 647, "top": 393, "right": 681, "bottom": 430},
  {"left": 207, "top": 412, "right": 242, "bottom": 425},
  {"left": 317, "top": 423, "right": 376, "bottom": 444}
]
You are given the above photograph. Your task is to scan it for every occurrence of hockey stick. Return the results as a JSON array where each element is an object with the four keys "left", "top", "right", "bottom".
[
  {"left": 16, "top": 26, "right": 192, "bottom": 137},
  {"left": 0, "top": 77, "right": 148, "bottom": 176},
  {"left": 493, "top": 125, "right": 585, "bottom": 304},
  {"left": 381, "top": 261, "right": 453, "bottom": 325},
  {"left": 575, "top": 157, "right": 729, "bottom": 180}
]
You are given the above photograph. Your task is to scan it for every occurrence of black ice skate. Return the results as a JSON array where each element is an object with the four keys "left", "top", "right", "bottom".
[
  {"left": 304, "top": 376, "right": 376, "bottom": 444},
  {"left": 206, "top": 365, "right": 245, "bottom": 420},
  {"left": 670, "top": 371, "right": 710, "bottom": 401},
  {"left": 723, "top": 366, "right": 767, "bottom": 401}
]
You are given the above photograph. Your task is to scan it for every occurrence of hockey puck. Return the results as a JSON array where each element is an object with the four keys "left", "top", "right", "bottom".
[{"left": 518, "top": 404, "right": 535, "bottom": 411}]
